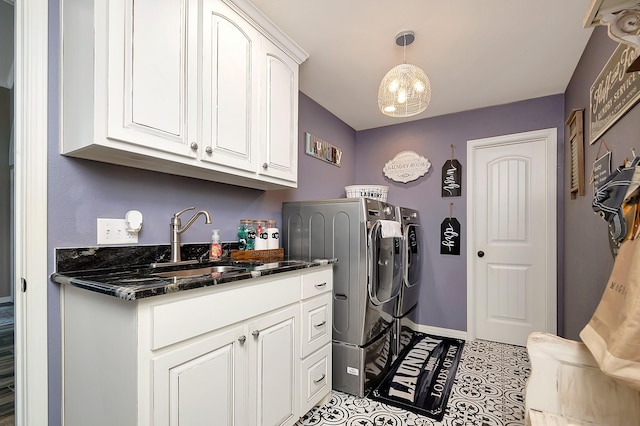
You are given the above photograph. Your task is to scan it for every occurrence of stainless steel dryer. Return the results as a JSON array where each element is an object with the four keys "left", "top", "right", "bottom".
[
  {"left": 282, "top": 198, "right": 403, "bottom": 396},
  {"left": 393, "top": 207, "right": 423, "bottom": 357}
]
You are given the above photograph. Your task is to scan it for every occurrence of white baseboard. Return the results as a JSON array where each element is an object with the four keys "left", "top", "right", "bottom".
[
  {"left": 0, "top": 296, "right": 13, "bottom": 305},
  {"left": 406, "top": 320, "right": 468, "bottom": 341}
]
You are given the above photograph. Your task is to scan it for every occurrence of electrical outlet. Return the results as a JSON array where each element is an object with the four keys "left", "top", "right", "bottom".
[{"left": 97, "top": 218, "right": 138, "bottom": 244}]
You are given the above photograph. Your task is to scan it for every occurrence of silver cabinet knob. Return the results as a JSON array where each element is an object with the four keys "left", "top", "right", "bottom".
[
  {"left": 262, "top": 163, "right": 268, "bottom": 169},
  {"left": 314, "top": 321, "right": 326, "bottom": 328},
  {"left": 252, "top": 330, "right": 260, "bottom": 338},
  {"left": 238, "top": 335, "right": 246, "bottom": 344},
  {"left": 205, "top": 146, "right": 213, "bottom": 154},
  {"left": 190, "top": 142, "right": 198, "bottom": 151},
  {"left": 315, "top": 282, "right": 327, "bottom": 288}
]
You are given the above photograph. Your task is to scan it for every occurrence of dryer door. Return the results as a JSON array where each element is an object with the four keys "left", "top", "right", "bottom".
[
  {"left": 405, "top": 223, "right": 422, "bottom": 288},
  {"left": 368, "top": 221, "right": 403, "bottom": 305}
]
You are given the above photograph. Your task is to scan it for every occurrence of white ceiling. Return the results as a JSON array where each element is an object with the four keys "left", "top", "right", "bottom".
[{"left": 251, "top": 0, "right": 595, "bottom": 131}]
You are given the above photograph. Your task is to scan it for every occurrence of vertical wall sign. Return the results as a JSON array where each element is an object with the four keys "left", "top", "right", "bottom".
[
  {"left": 442, "top": 145, "right": 462, "bottom": 197},
  {"left": 441, "top": 203, "right": 461, "bottom": 255},
  {"left": 592, "top": 151, "right": 612, "bottom": 190},
  {"left": 305, "top": 132, "right": 343, "bottom": 167}
]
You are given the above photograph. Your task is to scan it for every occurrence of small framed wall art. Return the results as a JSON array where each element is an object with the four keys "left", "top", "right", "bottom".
[{"left": 566, "top": 108, "right": 585, "bottom": 199}]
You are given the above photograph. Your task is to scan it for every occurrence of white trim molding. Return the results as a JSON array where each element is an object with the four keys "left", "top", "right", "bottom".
[
  {"left": 404, "top": 319, "right": 469, "bottom": 341},
  {"left": 14, "top": 0, "right": 49, "bottom": 423},
  {"left": 415, "top": 324, "right": 468, "bottom": 342}
]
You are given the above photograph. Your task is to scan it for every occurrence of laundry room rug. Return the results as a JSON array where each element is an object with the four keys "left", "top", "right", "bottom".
[{"left": 370, "top": 332, "right": 464, "bottom": 421}]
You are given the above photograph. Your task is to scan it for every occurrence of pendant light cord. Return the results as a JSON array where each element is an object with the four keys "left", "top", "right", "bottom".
[{"left": 403, "top": 34, "right": 407, "bottom": 64}]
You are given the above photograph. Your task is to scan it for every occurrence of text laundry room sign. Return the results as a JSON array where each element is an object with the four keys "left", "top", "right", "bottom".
[
  {"left": 305, "top": 132, "right": 342, "bottom": 167},
  {"left": 383, "top": 151, "right": 431, "bottom": 183}
]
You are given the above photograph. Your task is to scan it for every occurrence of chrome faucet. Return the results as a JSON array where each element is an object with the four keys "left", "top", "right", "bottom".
[{"left": 170, "top": 207, "right": 212, "bottom": 263}]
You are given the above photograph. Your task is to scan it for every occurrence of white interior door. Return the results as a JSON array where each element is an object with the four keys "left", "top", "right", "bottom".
[{"left": 467, "top": 128, "right": 557, "bottom": 346}]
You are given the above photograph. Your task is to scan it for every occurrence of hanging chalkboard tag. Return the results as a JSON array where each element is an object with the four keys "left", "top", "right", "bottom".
[
  {"left": 440, "top": 217, "right": 461, "bottom": 255},
  {"left": 442, "top": 159, "right": 462, "bottom": 197}
]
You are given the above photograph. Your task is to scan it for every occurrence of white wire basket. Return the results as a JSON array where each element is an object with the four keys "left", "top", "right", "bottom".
[{"left": 345, "top": 185, "right": 389, "bottom": 202}]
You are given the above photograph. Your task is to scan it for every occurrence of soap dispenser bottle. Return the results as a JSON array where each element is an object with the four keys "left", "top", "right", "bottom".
[{"left": 210, "top": 229, "right": 222, "bottom": 261}]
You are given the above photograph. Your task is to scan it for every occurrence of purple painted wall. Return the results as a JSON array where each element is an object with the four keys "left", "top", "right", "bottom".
[
  {"left": 563, "top": 26, "right": 640, "bottom": 339},
  {"left": 355, "top": 96, "right": 565, "bottom": 331},
  {"left": 48, "top": 93, "right": 355, "bottom": 248}
]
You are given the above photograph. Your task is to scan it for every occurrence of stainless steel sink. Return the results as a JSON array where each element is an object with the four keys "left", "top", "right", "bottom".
[
  {"left": 152, "top": 265, "right": 248, "bottom": 278},
  {"left": 253, "top": 260, "right": 308, "bottom": 271}
]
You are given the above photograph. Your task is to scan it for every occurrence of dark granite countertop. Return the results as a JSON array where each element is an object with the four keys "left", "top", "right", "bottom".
[{"left": 51, "top": 244, "right": 336, "bottom": 301}]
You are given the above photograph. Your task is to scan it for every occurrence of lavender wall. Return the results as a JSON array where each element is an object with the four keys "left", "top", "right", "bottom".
[
  {"left": 355, "top": 96, "right": 565, "bottom": 331},
  {"left": 563, "top": 26, "right": 640, "bottom": 339},
  {"left": 48, "top": 93, "right": 355, "bottom": 248}
]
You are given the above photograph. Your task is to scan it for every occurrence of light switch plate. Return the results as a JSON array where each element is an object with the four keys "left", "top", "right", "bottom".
[{"left": 97, "top": 218, "right": 138, "bottom": 244}]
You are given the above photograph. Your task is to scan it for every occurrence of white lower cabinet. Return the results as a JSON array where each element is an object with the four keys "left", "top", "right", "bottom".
[
  {"left": 154, "top": 306, "right": 299, "bottom": 426},
  {"left": 153, "top": 325, "right": 246, "bottom": 426},
  {"left": 247, "top": 306, "right": 299, "bottom": 426},
  {"left": 62, "top": 266, "right": 332, "bottom": 426},
  {"left": 299, "top": 268, "right": 333, "bottom": 413},
  {"left": 300, "top": 345, "right": 332, "bottom": 414}
]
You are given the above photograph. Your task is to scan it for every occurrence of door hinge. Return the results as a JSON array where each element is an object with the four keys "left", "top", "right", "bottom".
[{"left": 21, "top": 278, "right": 26, "bottom": 292}]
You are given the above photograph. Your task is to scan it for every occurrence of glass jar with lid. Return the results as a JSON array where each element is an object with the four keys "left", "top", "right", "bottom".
[
  {"left": 240, "top": 219, "right": 256, "bottom": 250},
  {"left": 254, "top": 220, "right": 269, "bottom": 250},
  {"left": 267, "top": 219, "right": 279, "bottom": 249}
]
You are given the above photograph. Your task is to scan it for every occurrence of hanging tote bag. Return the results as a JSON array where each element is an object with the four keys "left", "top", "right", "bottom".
[{"left": 580, "top": 207, "right": 640, "bottom": 390}]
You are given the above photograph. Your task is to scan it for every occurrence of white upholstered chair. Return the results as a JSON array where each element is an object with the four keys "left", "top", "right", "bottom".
[{"left": 525, "top": 332, "right": 640, "bottom": 426}]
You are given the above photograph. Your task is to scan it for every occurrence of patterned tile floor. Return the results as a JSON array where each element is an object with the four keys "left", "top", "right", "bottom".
[{"left": 296, "top": 340, "right": 530, "bottom": 426}]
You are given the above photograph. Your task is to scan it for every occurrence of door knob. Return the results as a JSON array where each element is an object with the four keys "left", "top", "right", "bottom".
[{"left": 477, "top": 251, "right": 485, "bottom": 258}]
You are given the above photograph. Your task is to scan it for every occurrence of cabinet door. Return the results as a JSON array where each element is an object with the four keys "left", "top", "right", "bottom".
[
  {"left": 201, "top": 0, "right": 260, "bottom": 172},
  {"left": 153, "top": 325, "right": 246, "bottom": 426},
  {"left": 106, "top": 0, "right": 197, "bottom": 157},
  {"left": 259, "top": 40, "right": 299, "bottom": 184},
  {"left": 248, "top": 305, "right": 300, "bottom": 426}
]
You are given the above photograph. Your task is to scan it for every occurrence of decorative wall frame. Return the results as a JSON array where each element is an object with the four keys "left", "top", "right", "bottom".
[
  {"left": 383, "top": 151, "right": 431, "bottom": 183},
  {"left": 566, "top": 108, "right": 585, "bottom": 199},
  {"left": 589, "top": 44, "right": 640, "bottom": 143}
]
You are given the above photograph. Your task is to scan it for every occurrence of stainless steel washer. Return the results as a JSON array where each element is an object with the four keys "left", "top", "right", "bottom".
[
  {"left": 283, "top": 198, "right": 403, "bottom": 396},
  {"left": 393, "top": 207, "right": 423, "bottom": 357}
]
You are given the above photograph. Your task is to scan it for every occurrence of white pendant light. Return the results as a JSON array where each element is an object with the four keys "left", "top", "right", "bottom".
[{"left": 378, "top": 30, "right": 431, "bottom": 117}]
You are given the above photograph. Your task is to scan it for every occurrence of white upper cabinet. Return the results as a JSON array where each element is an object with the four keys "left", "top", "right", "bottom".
[
  {"left": 61, "top": 0, "right": 308, "bottom": 190},
  {"left": 259, "top": 42, "right": 299, "bottom": 183},
  {"left": 200, "top": 0, "right": 259, "bottom": 173}
]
